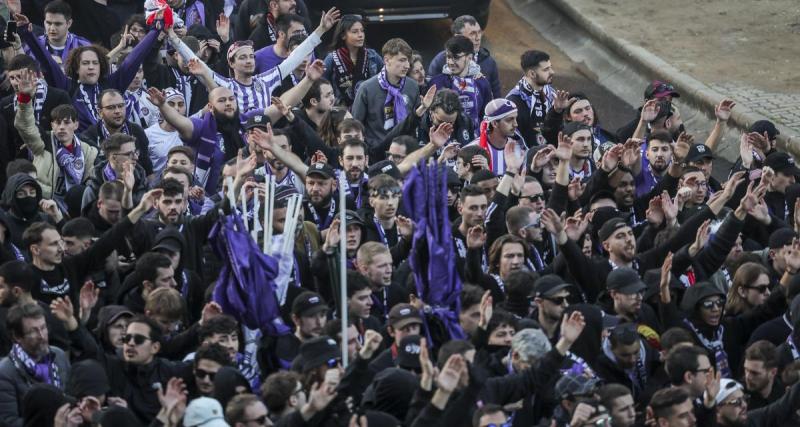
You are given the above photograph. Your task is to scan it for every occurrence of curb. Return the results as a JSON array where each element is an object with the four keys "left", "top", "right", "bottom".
[{"left": 542, "top": 0, "right": 800, "bottom": 159}]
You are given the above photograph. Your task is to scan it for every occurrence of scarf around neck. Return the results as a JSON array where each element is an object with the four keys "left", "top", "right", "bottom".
[
  {"left": 331, "top": 47, "right": 368, "bottom": 102},
  {"left": 52, "top": 133, "right": 85, "bottom": 189},
  {"left": 377, "top": 68, "right": 407, "bottom": 129},
  {"left": 10, "top": 343, "right": 62, "bottom": 388},
  {"left": 684, "top": 319, "right": 731, "bottom": 378}
]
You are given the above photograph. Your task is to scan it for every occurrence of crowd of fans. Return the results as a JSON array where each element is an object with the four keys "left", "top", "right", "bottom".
[{"left": 0, "top": 0, "right": 798, "bottom": 426}]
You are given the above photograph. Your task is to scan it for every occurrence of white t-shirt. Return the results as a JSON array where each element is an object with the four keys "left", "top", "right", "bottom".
[{"left": 145, "top": 124, "right": 183, "bottom": 176}]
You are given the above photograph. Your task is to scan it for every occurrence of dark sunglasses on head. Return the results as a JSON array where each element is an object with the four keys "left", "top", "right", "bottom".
[
  {"left": 195, "top": 368, "right": 216, "bottom": 381},
  {"left": 745, "top": 284, "right": 770, "bottom": 294},
  {"left": 122, "top": 333, "right": 150, "bottom": 346},
  {"left": 701, "top": 299, "right": 724, "bottom": 309}
]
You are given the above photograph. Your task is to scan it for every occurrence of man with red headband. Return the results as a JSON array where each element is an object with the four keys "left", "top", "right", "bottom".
[{"left": 469, "top": 98, "right": 526, "bottom": 176}]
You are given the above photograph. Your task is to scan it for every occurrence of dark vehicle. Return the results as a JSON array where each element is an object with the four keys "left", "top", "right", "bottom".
[{"left": 307, "top": 0, "right": 491, "bottom": 28}]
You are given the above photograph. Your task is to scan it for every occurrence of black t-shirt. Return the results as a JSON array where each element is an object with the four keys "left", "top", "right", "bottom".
[{"left": 32, "top": 266, "right": 73, "bottom": 306}]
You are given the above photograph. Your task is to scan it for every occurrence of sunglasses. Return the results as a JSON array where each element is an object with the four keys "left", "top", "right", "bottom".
[
  {"left": 522, "top": 194, "right": 545, "bottom": 203},
  {"left": 701, "top": 299, "right": 725, "bottom": 309},
  {"left": 745, "top": 284, "right": 770, "bottom": 294},
  {"left": 195, "top": 368, "right": 216, "bottom": 381},
  {"left": 720, "top": 397, "right": 747, "bottom": 407},
  {"left": 242, "top": 415, "right": 269, "bottom": 425},
  {"left": 122, "top": 333, "right": 151, "bottom": 346},
  {"left": 544, "top": 296, "right": 569, "bottom": 305}
]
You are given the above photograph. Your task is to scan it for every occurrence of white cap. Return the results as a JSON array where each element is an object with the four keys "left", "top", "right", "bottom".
[
  {"left": 183, "top": 397, "right": 230, "bottom": 427},
  {"left": 714, "top": 379, "right": 744, "bottom": 406}
]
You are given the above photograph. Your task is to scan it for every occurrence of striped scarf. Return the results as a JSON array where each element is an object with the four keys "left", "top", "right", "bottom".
[
  {"left": 10, "top": 343, "right": 62, "bottom": 388},
  {"left": 14, "top": 80, "right": 48, "bottom": 125}
]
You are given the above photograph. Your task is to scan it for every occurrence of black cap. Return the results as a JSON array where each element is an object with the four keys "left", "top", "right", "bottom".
[
  {"left": 344, "top": 210, "right": 365, "bottom": 227},
  {"left": 291, "top": 291, "right": 328, "bottom": 317},
  {"left": 447, "top": 169, "right": 462, "bottom": 188},
  {"left": 562, "top": 121, "right": 592, "bottom": 137},
  {"left": 388, "top": 303, "right": 423, "bottom": 329},
  {"left": 306, "top": 163, "right": 335, "bottom": 179},
  {"left": 644, "top": 80, "right": 680, "bottom": 100},
  {"left": 685, "top": 144, "right": 714, "bottom": 163},
  {"left": 533, "top": 274, "right": 572, "bottom": 298},
  {"left": 555, "top": 373, "right": 601, "bottom": 399},
  {"left": 606, "top": 267, "right": 647, "bottom": 294},
  {"left": 769, "top": 227, "right": 797, "bottom": 249},
  {"left": 368, "top": 160, "right": 402, "bottom": 180},
  {"left": 274, "top": 185, "right": 299, "bottom": 209},
  {"left": 299, "top": 336, "right": 340, "bottom": 371},
  {"left": 244, "top": 114, "right": 271, "bottom": 130},
  {"left": 765, "top": 152, "right": 800, "bottom": 176},
  {"left": 751, "top": 120, "right": 779, "bottom": 140},
  {"left": 395, "top": 334, "right": 422, "bottom": 371},
  {"left": 598, "top": 217, "right": 630, "bottom": 242},
  {"left": 643, "top": 268, "right": 684, "bottom": 300}
]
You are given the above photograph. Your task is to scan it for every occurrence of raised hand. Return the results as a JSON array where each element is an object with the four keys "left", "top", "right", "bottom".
[
  {"left": 553, "top": 90, "right": 577, "bottom": 113},
  {"left": 555, "top": 132, "right": 573, "bottom": 161},
  {"left": 640, "top": 99, "right": 660, "bottom": 123},
  {"left": 419, "top": 338, "right": 436, "bottom": 391},
  {"left": 16, "top": 68, "right": 37, "bottom": 96},
  {"left": 659, "top": 252, "right": 673, "bottom": 303},
  {"left": 703, "top": 369, "right": 722, "bottom": 408},
  {"left": 567, "top": 177, "right": 585, "bottom": 202},
  {"left": 477, "top": 290, "right": 493, "bottom": 330},
  {"left": 688, "top": 219, "right": 711, "bottom": 257},
  {"left": 720, "top": 170, "right": 745, "bottom": 202},
  {"left": 251, "top": 127, "right": 274, "bottom": 151},
  {"left": 396, "top": 216, "right": 414, "bottom": 239},
  {"left": 429, "top": 122, "right": 454, "bottom": 148},
  {"left": 761, "top": 166, "right": 775, "bottom": 188},
  {"left": 560, "top": 310, "right": 586, "bottom": 344},
  {"left": 673, "top": 133, "right": 692, "bottom": 161},
  {"left": 186, "top": 58, "right": 205, "bottom": 77},
  {"left": 39, "top": 199, "right": 62, "bottom": 223},
  {"left": 540, "top": 208, "right": 564, "bottom": 236},
  {"left": 157, "top": 377, "right": 187, "bottom": 415},
  {"left": 739, "top": 134, "right": 755, "bottom": 168},
  {"left": 200, "top": 301, "right": 223, "bottom": 325},
  {"left": 307, "top": 380, "right": 337, "bottom": 413},
  {"left": 531, "top": 145, "right": 556, "bottom": 172},
  {"left": 270, "top": 96, "right": 291, "bottom": 118},
  {"left": 216, "top": 13, "right": 230, "bottom": 42},
  {"left": 305, "top": 59, "right": 326, "bottom": 81},
  {"left": 747, "top": 131, "right": 770, "bottom": 153},
  {"left": 646, "top": 196, "right": 664, "bottom": 225},
  {"left": 318, "top": 7, "right": 342, "bottom": 32},
  {"left": 50, "top": 296, "right": 75, "bottom": 324},
  {"left": 786, "top": 238, "right": 800, "bottom": 275},
  {"left": 622, "top": 139, "right": 642, "bottom": 168},
  {"left": 146, "top": 87, "right": 166, "bottom": 107},
  {"left": 12, "top": 14, "right": 32, "bottom": 31},
  {"left": 471, "top": 154, "right": 489, "bottom": 170},
  {"left": 137, "top": 189, "right": 164, "bottom": 212},
  {"left": 79, "top": 281, "right": 99, "bottom": 318},
  {"left": 421, "top": 84, "right": 437, "bottom": 110},
  {"left": 359, "top": 329, "right": 383, "bottom": 359},
  {"left": 122, "top": 161, "right": 135, "bottom": 191},
  {"left": 564, "top": 211, "right": 590, "bottom": 242},
  {"left": 116, "top": 25, "right": 134, "bottom": 50},
  {"left": 660, "top": 191, "right": 678, "bottom": 223},
  {"left": 715, "top": 99, "right": 736, "bottom": 122},
  {"left": 503, "top": 142, "right": 523, "bottom": 173},
  {"left": 601, "top": 144, "right": 623, "bottom": 172},
  {"left": 438, "top": 142, "right": 460, "bottom": 163},
  {"left": 437, "top": 354, "right": 466, "bottom": 393},
  {"left": 323, "top": 218, "right": 341, "bottom": 252},
  {"left": 466, "top": 225, "right": 487, "bottom": 249}
]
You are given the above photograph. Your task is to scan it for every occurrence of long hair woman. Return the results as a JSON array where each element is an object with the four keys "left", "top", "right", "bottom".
[{"left": 322, "top": 14, "right": 383, "bottom": 107}]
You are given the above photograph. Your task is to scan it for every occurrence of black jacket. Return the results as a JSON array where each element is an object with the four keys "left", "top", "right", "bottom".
[
  {"left": 80, "top": 121, "right": 153, "bottom": 175},
  {"left": 0, "top": 174, "right": 53, "bottom": 248},
  {"left": 82, "top": 161, "right": 149, "bottom": 212}
]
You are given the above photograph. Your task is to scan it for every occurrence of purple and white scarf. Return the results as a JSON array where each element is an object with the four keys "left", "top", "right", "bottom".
[
  {"left": 377, "top": 68, "right": 408, "bottom": 130},
  {"left": 78, "top": 83, "right": 101, "bottom": 125},
  {"left": 99, "top": 120, "right": 130, "bottom": 141},
  {"left": 103, "top": 163, "right": 118, "bottom": 182},
  {"left": 36, "top": 33, "right": 88, "bottom": 64},
  {"left": 9, "top": 343, "right": 62, "bottom": 388},
  {"left": 53, "top": 134, "right": 85, "bottom": 189}
]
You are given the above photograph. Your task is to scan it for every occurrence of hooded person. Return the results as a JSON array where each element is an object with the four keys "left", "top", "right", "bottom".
[
  {"left": 212, "top": 366, "right": 251, "bottom": 411},
  {"left": 360, "top": 367, "right": 418, "bottom": 421},
  {"left": 93, "top": 305, "right": 135, "bottom": 354},
  {"left": 91, "top": 405, "right": 142, "bottom": 427},
  {"left": 662, "top": 281, "right": 787, "bottom": 379},
  {"left": 151, "top": 226, "right": 204, "bottom": 323},
  {"left": 0, "top": 212, "right": 27, "bottom": 264},
  {"left": 0, "top": 174, "right": 51, "bottom": 247},
  {"left": 21, "top": 383, "right": 76, "bottom": 427},
  {"left": 65, "top": 359, "right": 111, "bottom": 402}
]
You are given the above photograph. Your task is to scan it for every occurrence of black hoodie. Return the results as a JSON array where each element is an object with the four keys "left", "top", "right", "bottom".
[{"left": 0, "top": 174, "right": 52, "bottom": 247}]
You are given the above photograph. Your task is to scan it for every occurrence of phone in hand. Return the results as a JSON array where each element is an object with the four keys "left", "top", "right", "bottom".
[{"left": 5, "top": 21, "right": 16, "bottom": 42}]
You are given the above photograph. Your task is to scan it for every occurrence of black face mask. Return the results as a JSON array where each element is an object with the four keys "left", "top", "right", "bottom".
[{"left": 15, "top": 196, "right": 39, "bottom": 219}]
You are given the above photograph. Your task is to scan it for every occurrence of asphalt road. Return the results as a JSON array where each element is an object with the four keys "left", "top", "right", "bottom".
[{"left": 362, "top": 0, "right": 637, "bottom": 134}]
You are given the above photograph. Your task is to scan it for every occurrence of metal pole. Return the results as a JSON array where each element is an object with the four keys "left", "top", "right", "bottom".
[{"left": 339, "top": 173, "right": 348, "bottom": 368}]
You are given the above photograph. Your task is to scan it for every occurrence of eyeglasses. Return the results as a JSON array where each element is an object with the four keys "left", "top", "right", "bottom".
[
  {"left": 720, "top": 397, "right": 748, "bottom": 407},
  {"left": 242, "top": 415, "right": 269, "bottom": 425},
  {"left": 122, "top": 333, "right": 151, "bottom": 346},
  {"left": 113, "top": 149, "right": 140, "bottom": 159},
  {"left": 194, "top": 368, "right": 216, "bottom": 381},
  {"left": 693, "top": 367, "right": 712, "bottom": 374},
  {"left": 544, "top": 296, "right": 569, "bottom": 305},
  {"left": 745, "top": 284, "right": 770, "bottom": 294},
  {"left": 101, "top": 103, "right": 126, "bottom": 111},
  {"left": 385, "top": 152, "right": 407, "bottom": 162},
  {"left": 700, "top": 299, "right": 724, "bottom": 309},
  {"left": 445, "top": 53, "right": 469, "bottom": 61},
  {"left": 521, "top": 194, "right": 545, "bottom": 203}
]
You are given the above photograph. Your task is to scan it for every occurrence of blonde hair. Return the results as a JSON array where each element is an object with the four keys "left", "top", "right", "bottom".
[
  {"left": 356, "top": 242, "right": 391, "bottom": 267},
  {"left": 145, "top": 287, "right": 185, "bottom": 321}
]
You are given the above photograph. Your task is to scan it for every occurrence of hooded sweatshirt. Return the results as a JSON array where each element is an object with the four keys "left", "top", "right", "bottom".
[{"left": 0, "top": 174, "right": 51, "bottom": 247}]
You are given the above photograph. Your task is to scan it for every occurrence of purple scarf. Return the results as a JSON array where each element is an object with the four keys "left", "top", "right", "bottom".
[
  {"left": 35, "top": 33, "right": 89, "bottom": 64},
  {"left": 377, "top": 68, "right": 408, "bottom": 128},
  {"left": 53, "top": 134, "right": 85, "bottom": 188},
  {"left": 103, "top": 163, "right": 118, "bottom": 181},
  {"left": 10, "top": 344, "right": 62, "bottom": 388}
]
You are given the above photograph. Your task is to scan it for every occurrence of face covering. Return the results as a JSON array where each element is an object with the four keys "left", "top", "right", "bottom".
[{"left": 15, "top": 197, "right": 39, "bottom": 219}]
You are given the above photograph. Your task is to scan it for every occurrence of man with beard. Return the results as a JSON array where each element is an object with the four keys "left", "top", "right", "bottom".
[
  {"left": 294, "top": 79, "right": 335, "bottom": 131},
  {"left": 24, "top": 188, "right": 161, "bottom": 306},
  {"left": 250, "top": 120, "right": 304, "bottom": 194},
  {"left": 505, "top": 206, "right": 548, "bottom": 272},
  {"left": 0, "top": 303, "right": 71, "bottom": 427},
  {"left": 635, "top": 130, "right": 673, "bottom": 198},
  {"left": 428, "top": 15, "right": 501, "bottom": 98},
  {"left": 595, "top": 323, "right": 658, "bottom": 400},
  {"left": 260, "top": 291, "right": 328, "bottom": 375},
  {"left": 22, "top": 1, "right": 90, "bottom": 67},
  {"left": 132, "top": 178, "right": 222, "bottom": 276},
  {"left": 712, "top": 378, "right": 800, "bottom": 427},
  {"left": 80, "top": 89, "right": 153, "bottom": 175},
  {"left": 470, "top": 98, "right": 525, "bottom": 175},
  {"left": 338, "top": 138, "right": 370, "bottom": 209},
  {"left": 143, "top": 34, "right": 209, "bottom": 116},
  {"left": 429, "top": 35, "right": 492, "bottom": 136},
  {"left": 530, "top": 274, "right": 572, "bottom": 344},
  {"left": 742, "top": 341, "right": 783, "bottom": 410},
  {"left": 0, "top": 261, "right": 68, "bottom": 357},
  {"left": 254, "top": 13, "right": 308, "bottom": 73},
  {"left": 302, "top": 163, "right": 349, "bottom": 234},
  {"left": 175, "top": 9, "right": 337, "bottom": 116},
  {"left": 507, "top": 49, "right": 555, "bottom": 146},
  {"left": 81, "top": 134, "right": 149, "bottom": 211},
  {"left": 563, "top": 122, "right": 595, "bottom": 180},
  {"left": 15, "top": 74, "right": 98, "bottom": 201},
  {"left": 353, "top": 38, "right": 420, "bottom": 148},
  {"left": 247, "top": 0, "right": 310, "bottom": 49},
  {"left": 606, "top": 268, "right": 661, "bottom": 332}
]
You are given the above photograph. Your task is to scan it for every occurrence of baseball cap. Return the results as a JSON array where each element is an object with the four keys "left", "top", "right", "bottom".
[
  {"left": 244, "top": 114, "right": 271, "bottom": 131},
  {"left": 299, "top": 336, "right": 341, "bottom": 371},
  {"left": 765, "top": 152, "right": 800, "bottom": 176},
  {"left": 768, "top": 227, "right": 797, "bottom": 249},
  {"left": 644, "top": 80, "right": 680, "bottom": 100},
  {"left": 601, "top": 313, "right": 620, "bottom": 330},
  {"left": 183, "top": 397, "right": 229, "bottom": 427},
  {"left": 597, "top": 217, "right": 630, "bottom": 242},
  {"left": 388, "top": 304, "right": 423, "bottom": 329},
  {"left": 291, "top": 291, "right": 328, "bottom": 318},
  {"left": 751, "top": 120, "right": 780, "bottom": 140},
  {"left": 555, "top": 373, "right": 601, "bottom": 399},
  {"left": 344, "top": 210, "right": 365, "bottom": 228},
  {"left": 395, "top": 334, "right": 422, "bottom": 371},
  {"left": 714, "top": 379, "right": 744, "bottom": 406},
  {"left": 306, "top": 163, "right": 335, "bottom": 180},
  {"left": 532, "top": 274, "right": 572, "bottom": 298},
  {"left": 368, "top": 160, "right": 402, "bottom": 180},
  {"left": 606, "top": 268, "right": 647, "bottom": 294},
  {"left": 685, "top": 144, "right": 714, "bottom": 163}
]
